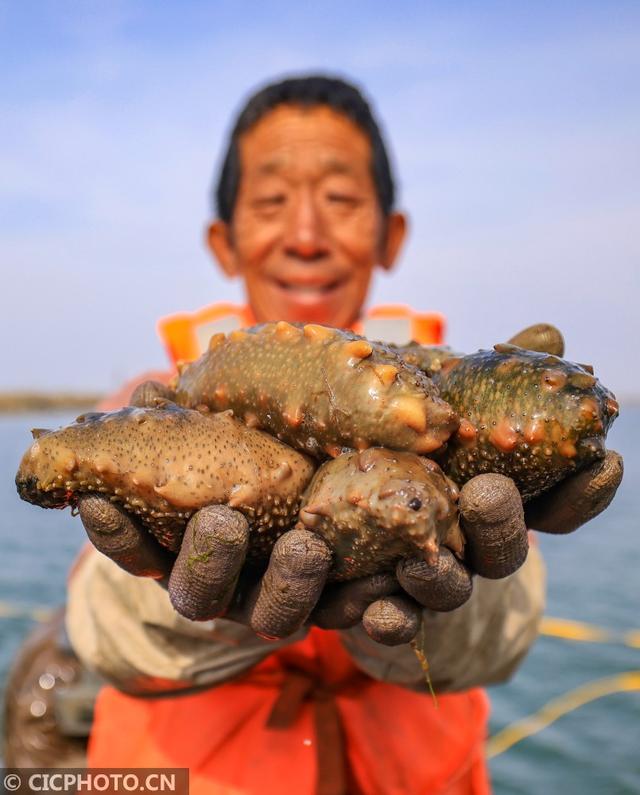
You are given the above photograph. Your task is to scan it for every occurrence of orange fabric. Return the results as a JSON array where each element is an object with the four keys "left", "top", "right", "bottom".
[
  {"left": 85, "top": 303, "right": 490, "bottom": 794},
  {"left": 157, "top": 303, "right": 444, "bottom": 366},
  {"left": 158, "top": 304, "right": 257, "bottom": 365},
  {"left": 353, "top": 305, "right": 445, "bottom": 346},
  {"left": 89, "top": 629, "right": 490, "bottom": 795}
]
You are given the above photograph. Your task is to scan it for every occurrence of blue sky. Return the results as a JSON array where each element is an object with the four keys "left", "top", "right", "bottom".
[{"left": 1, "top": 1, "right": 638, "bottom": 395}]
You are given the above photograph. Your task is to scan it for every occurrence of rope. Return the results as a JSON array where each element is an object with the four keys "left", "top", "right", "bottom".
[
  {"left": 2, "top": 600, "right": 639, "bottom": 761},
  {"left": 540, "top": 616, "right": 640, "bottom": 649},
  {"left": 486, "top": 615, "right": 640, "bottom": 758},
  {"left": 487, "top": 671, "right": 640, "bottom": 759},
  {"left": 0, "top": 600, "right": 54, "bottom": 622}
]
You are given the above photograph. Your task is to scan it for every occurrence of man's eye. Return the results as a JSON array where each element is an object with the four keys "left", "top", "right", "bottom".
[
  {"left": 326, "top": 193, "right": 360, "bottom": 206},
  {"left": 253, "top": 195, "right": 286, "bottom": 208}
]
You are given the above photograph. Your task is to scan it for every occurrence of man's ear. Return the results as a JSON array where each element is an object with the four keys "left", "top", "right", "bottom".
[
  {"left": 379, "top": 212, "right": 408, "bottom": 272},
  {"left": 207, "top": 221, "right": 239, "bottom": 278}
]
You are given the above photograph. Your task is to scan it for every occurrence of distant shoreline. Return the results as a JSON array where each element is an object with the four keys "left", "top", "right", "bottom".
[{"left": 0, "top": 392, "right": 104, "bottom": 413}]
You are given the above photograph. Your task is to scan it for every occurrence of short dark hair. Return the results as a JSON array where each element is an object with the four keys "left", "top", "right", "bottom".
[{"left": 214, "top": 74, "right": 396, "bottom": 222}]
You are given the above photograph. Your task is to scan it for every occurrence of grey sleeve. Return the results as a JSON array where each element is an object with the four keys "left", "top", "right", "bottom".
[
  {"left": 338, "top": 543, "right": 546, "bottom": 693},
  {"left": 66, "top": 546, "right": 307, "bottom": 696}
]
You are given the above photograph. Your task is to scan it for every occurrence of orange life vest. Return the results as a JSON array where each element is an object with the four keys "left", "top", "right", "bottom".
[
  {"left": 86, "top": 304, "right": 491, "bottom": 795},
  {"left": 89, "top": 629, "right": 489, "bottom": 795},
  {"left": 157, "top": 304, "right": 445, "bottom": 366}
]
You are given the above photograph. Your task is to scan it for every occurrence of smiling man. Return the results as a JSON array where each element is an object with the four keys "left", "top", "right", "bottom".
[
  {"left": 207, "top": 101, "right": 406, "bottom": 328},
  {"left": 6, "top": 75, "right": 621, "bottom": 794}
]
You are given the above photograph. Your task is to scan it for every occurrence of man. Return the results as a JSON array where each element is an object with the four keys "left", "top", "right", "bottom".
[{"left": 12, "top": 75, "right": 623, "bottom": 793}]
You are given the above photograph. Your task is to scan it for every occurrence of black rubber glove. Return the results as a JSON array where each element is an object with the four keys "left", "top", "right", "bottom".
[{"left": 77, "top": 496, "right": 333, "bottom": 639}]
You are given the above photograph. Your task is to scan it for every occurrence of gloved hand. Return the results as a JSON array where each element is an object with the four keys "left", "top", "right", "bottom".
[
  {"left": 77, "top": 495, "right": 334, "bottom": 638},
  {"left": 74, "top": 378, "right": 333, "bottom": 639},
  {"left": 79, "top": 435, "right": 621, "bottom": 647}
]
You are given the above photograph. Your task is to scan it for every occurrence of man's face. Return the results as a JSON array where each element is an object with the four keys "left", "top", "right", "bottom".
[{"left": 208, "top": 104, "right": 406, "bottom": 327}]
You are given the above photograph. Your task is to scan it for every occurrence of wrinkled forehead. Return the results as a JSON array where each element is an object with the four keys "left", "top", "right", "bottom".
[{"left": 237, "top": 104, "right": 374, "bottom": 183}]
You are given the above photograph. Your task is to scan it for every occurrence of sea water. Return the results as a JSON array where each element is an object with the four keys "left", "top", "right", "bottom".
[{"left": 0, "top": 409, "right": 638, "bottom": 791}]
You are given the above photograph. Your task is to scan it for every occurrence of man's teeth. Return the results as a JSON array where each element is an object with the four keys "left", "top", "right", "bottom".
[{"left": 282, "top": 283, "right": 335, "bottom": 294}]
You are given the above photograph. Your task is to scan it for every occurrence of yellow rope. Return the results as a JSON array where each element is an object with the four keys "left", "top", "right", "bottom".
[
  {"left": 1, "top": 600, "right": 639, "bottom": 761},
  {"left": 0, "top": 600, "right": 53, "bottom": 622},
  {"left": 540, "top": 616, "right": 640, "bottom": 648},
  {"left": 487, "top": 671, "right": 640, "bottom": 759},
  {"left": 3, "top": 600, "right": 640, "bottom": 761}
]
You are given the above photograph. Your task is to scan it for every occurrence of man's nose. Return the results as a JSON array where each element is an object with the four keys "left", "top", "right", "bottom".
[{"left": 283, "top": 192, "right": 330, "bottom": 260}]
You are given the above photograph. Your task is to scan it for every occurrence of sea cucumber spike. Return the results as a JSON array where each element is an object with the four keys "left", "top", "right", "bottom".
[
  {"left": 372, "top": 364, "right": 398, "bottom": 386},
  {"left": 298, "top": 510, "right": 320, "bottom": 529},
  {"left": 61, "top": 452, "right": 77, "bottom": 473},
  {"left": 421, "top": 539, "right": 440, "bottom": 566},
  {"left": 541, "top": 370, "right": 568, "bottom": 391},
  {"left": 283, "top": 405, "right": 304, "bottom": 428},
  {"left": 245, "top": 411, "right": 260, "bottom": 428},
  {"left": 214, "top": 385, "right": 228, "bottom": 401},
  {"left": 390, "top": 397, "right": 428, "bottom": 433},
  {"left": 577, "top": 363, "right": 595, "bottom": 374},
  {"left": 489, "top": 420, "right": 518, "bottom": 453},
  {"left": 494, "top": 343, "right": 520, "bottom": 354},
  {"left": 558, "top": 441, "right": 577, "bottom": 459},
  {"left": 569, "top": 372, "right": 597, "bottom": 389},
  {"left": 439, "top": 357, "right": 462, "bottom": 374},
  {"left": 228, "top": 483, "right": 259, "bottom": 508},
  {"left": 357, "top": 449, "right": 376, "bottom": 472},
  {"left": 271, "top": 461, "right": 292, "bottom": 482},
  {"left": 413, "top": 433, "right": 449, "bottom": 455},
  {"left": 208, "top": 333, "right": 226, "bottom": 350},
  {"left": 456, "top": 419, "right": 477, "bottom": 443},
  {"left": 275, "top": 321, "right": 301, "bottom": 340},
  {"left": 523, "top": 419, "right": 545, "bottom": 444},
  {"left": 578, "top": 398, "right": 599, "bottom": 421},
  {"left": 303, "top": 323, "right": 334, "bottom": 341},
  {"left": 299, "top": 503, "right": 329, "bottom": 517},
  {"left": 343, "top": 340, "right": 373, "bottom": 362},
  {"left": 31, "top": 428, "right": 50, "bottom": 439},
  {"left": 94, "top": 454, "right": 117, "bottom": 475}
]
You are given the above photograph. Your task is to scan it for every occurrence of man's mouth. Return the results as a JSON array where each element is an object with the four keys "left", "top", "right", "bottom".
[{"left": 272, "top": 277, "right": 346, "bottom": 298}]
